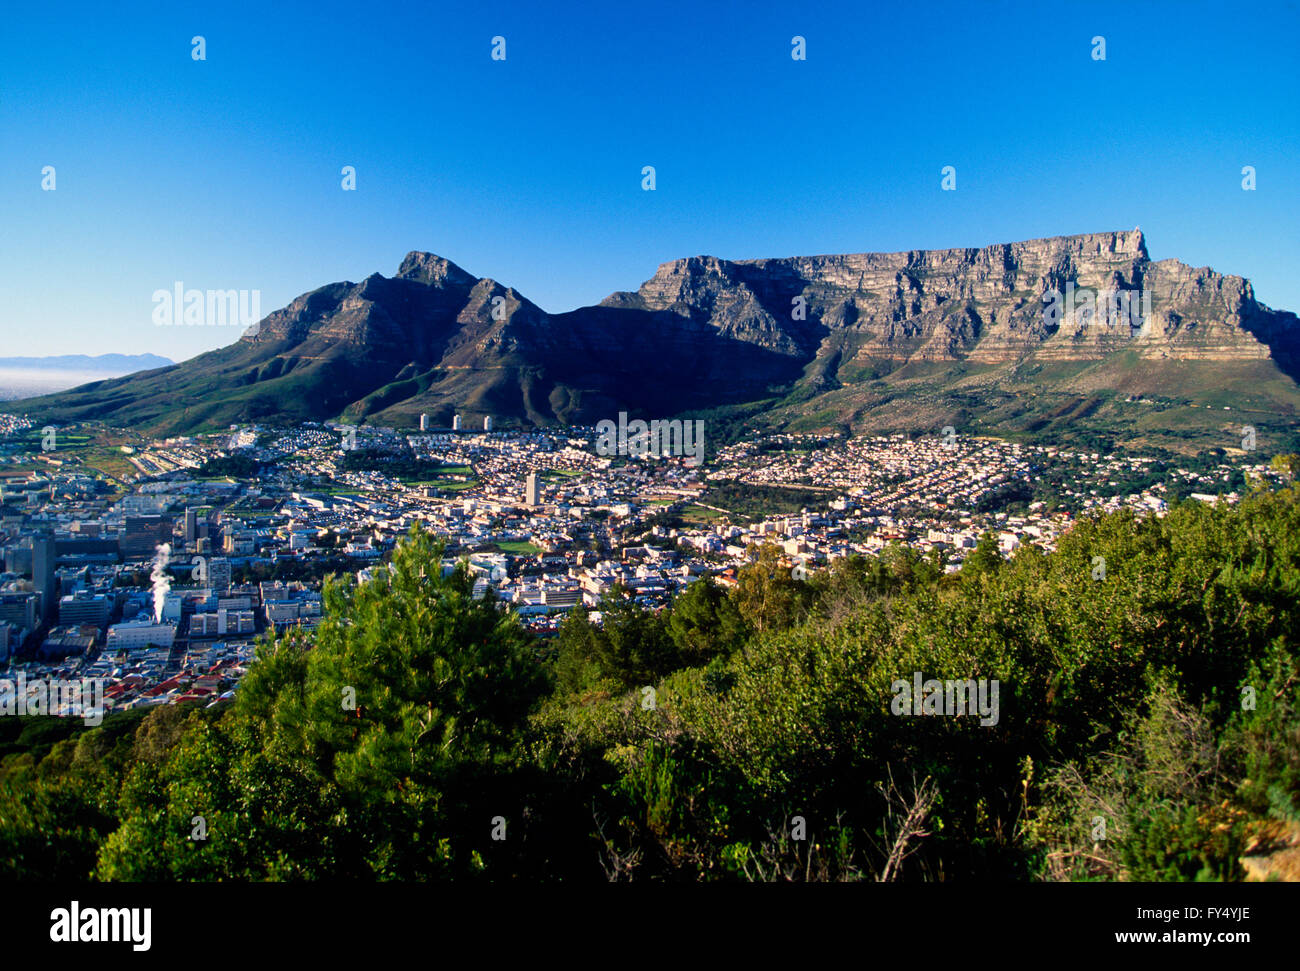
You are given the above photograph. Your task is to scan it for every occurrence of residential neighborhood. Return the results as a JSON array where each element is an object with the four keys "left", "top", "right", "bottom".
[{"left": 0, "top": 414, "right": 1271, "bottom": 717}]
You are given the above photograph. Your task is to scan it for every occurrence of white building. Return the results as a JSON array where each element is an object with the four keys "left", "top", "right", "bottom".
[
  {"left": 107, "top": 618, "right": 177, "bottom": 650},
  {"left": 157, "top": 591, "right": 183, "bottom": 623},
  {"left": 191, "top": 609, "right": 256, "bottom": 637}
]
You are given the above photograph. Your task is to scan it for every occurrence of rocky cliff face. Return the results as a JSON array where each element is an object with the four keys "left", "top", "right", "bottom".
[
  {"left": 14, "top": 231, "right": 1300, "bottom": 443},
  {"left": 603, "top": 229, "right": 1292, "bottom": 374},
  {"left": 243, "top": 230, "right": 1296, "bottom": 384}
]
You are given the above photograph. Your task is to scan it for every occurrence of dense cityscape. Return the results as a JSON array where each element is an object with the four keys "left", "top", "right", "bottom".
[{"left": 0, "top": 410, "right": 1270, "bottom": 721}]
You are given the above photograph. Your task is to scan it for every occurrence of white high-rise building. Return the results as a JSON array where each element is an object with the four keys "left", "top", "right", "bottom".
[
  {"left": 484, "top": 415, "right": 493, "bottom": 432},
  {"left": 208, "top": 557, "right": 232, "bottom": 593},
  {"left": 419, "top": 414, "right": 429, "bottom": 431},
  {"left": 452, "top": 414, "right": 462, "bottom": 431}
]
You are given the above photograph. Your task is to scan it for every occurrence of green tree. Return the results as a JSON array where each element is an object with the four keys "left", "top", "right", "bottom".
[
  {"left": 591, "top": 594, "right": 676, "bottom": 688},
  {"left": 667, "top": 576, "right": 749, "bottom": 665},
  {"left": 553, "top": 607, "right": 609, "bottom": 695},
  {"left": 961, "top": 531, "right": 1002, "bottom": 578},
  {"left": 98, "top": 525, "right": 550, "bottom": 879},
  {"left": 1270, "top": 452, "right": 1300, "bottom": 484},
  {"left": 730, "top": 544, "right": 812, "bottom": 634}
]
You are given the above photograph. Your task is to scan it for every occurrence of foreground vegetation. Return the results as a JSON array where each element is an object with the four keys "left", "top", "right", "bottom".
[{"left": 3, "top": 483, "right": 1299, "bottom": 881}]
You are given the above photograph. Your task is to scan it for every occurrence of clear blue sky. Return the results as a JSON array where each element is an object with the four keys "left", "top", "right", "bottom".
[{"left": 2, "top": 0, "right": 1297, "bottom": 361}]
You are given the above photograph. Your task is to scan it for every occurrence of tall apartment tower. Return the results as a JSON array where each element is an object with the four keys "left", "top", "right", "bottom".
[
  {"left": 31, "top": 535, "right": 57, "bottom": 624},
  {"left": 452, "top": 414, "right": 462, "bottom": 431},
  {"left": 208, "top": 557, "right": 232, "bottom": 594},
  {"left": 419, "top": 414, "right": 429, "bottom": 432},
  {"left": 483, "top": 415, "right": 493, "bottom": 432},
  {"left": 525, "top": 473, "right": 540, "bottom": 507},
  {"left": 184, "top": 508, "right": 198, "bottom": 543}
]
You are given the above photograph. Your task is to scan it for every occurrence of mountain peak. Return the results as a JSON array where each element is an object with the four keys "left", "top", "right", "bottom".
[
  {"left": 1131, "top": 226, "right": 1148, "bottom": 259},
  {"left": 395, "top": 252, "right": 477, "bottom": 289},
  {"left": 1111, "top": 226, "right": 1147, "bottom": 260}
]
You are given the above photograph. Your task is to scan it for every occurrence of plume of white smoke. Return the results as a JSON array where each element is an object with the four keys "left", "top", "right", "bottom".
[{"left": 151, "top": 543, "right": 171, "bottom": 623}]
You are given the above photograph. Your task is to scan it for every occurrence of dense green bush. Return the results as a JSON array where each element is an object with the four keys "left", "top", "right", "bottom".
[{"left": 2, "top": 486, "right": 1297, "bottom": 881}]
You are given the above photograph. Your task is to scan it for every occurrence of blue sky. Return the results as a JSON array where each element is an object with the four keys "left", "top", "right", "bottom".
[{"left": 2, "top": 0, "right": 1297, "bottom": 361}]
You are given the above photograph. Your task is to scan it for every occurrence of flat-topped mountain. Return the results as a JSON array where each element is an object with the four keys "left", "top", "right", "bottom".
[{"left": 11, "top": 231, "right": 1300, "bottom": 452}]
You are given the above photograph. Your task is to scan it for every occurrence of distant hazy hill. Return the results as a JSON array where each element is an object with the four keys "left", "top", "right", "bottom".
[
  {"left": 9, "top": 232, "right": 1299, "bottom": 453},
  {"left": 0, "top": 353, "right": 174, "bottom": 401},
  {"left": 0, "top": 353, "right": 174, "bottom": 372}
]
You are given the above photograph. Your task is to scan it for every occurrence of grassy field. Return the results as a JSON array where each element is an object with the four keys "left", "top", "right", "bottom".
[
  {"left": 411, "top": 478, "right": 478, "bottom": 492},
  {"left": 3, "top": 423, "right": 143, "bottom": 483},
  {"left": 678, "top": 504, "right": 730, "bottom": 525},
  {"left": 311, "top": 484, "right": 368, "bottom": 496},
  {"left": 493, "top": 540, "right": 543, "bottom": 555},
  {"left": 79, "top": 446, "right": 140, "bottom": 480}
]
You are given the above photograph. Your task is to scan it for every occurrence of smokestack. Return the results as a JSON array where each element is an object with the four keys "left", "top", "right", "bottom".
[{"left": 151, "top": 543, "right": 172, "bottom": 623}]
